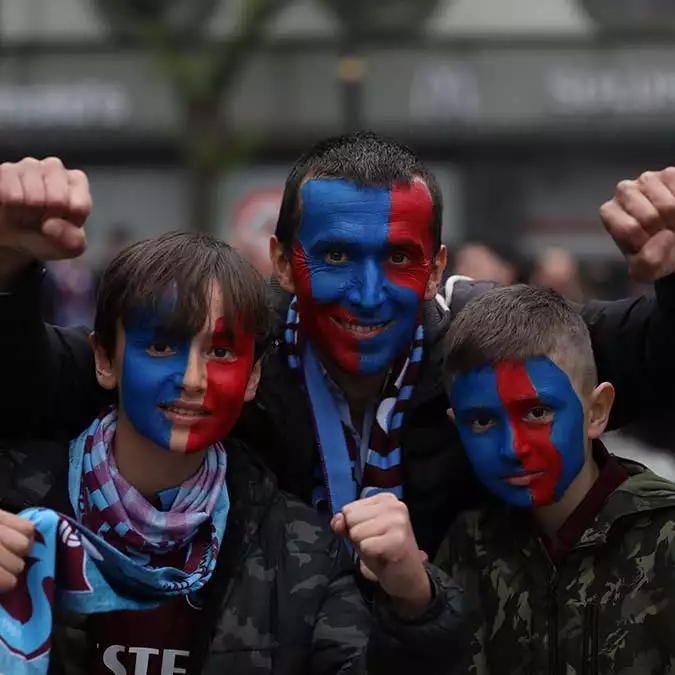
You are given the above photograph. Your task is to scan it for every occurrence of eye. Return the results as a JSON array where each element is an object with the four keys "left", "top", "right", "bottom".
[
  {"left": 146, "top": 343, "right": 175, "bottom": 357},
  {"left": 209, "top": 347, "right": 237, "bottom": 362},
  {"left": 469, "top": 415, "right": 497, "bottom": 434},
  {"left": 389, "top": 251, "right": 409, "bottom": 265},
  {"left": 525, "top": 406, "right": 554, "bottom": 424},
  {"left": 324, "top": 250, "right": 348, "bottom": 264}
]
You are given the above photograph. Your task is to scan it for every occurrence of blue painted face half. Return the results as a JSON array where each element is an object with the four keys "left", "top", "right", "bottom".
[
  {"left": 290, "top": 178, "right": 434, "bottom": 375},
  {"left": 450, "top": 357, "right": 586, "bottom": 508}
]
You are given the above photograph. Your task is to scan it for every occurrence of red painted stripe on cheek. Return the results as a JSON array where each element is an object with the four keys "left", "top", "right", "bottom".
[
  {"left": 494, "top": 362, "right": 563, "bottom": 506},
  {"left": 386, "top": 180, "right": 434, "bottom": 294},
  {"left": 185, "top": 317, "right": 255, "bottom": 453}
]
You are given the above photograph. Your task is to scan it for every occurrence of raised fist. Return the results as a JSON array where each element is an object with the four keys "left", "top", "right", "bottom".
[
  {"left": 331, "top": 493, "right": 431, "bottom": 615},
  {"left": 0, "top": 510, "right": 34, "bottom": 592},
  {"left": 600, "top": 168, "right": 675, "bottom": 282},
  {"left": 0, "top": 157, "right": 92, "bottom": 270}
]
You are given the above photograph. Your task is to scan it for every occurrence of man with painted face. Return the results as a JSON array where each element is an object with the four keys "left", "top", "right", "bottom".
[
  {"left": 436, "top": 284, "right": 675, "bottom": 675},
  {"left": 4, "top": 139, "right": 675, "bottom": 563},
  {"left": 0, "top": 229, "right": 466, "bottom": 674}
]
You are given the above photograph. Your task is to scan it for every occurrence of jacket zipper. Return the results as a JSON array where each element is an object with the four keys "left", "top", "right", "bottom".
[
  {"left": 548, "top": 569, "right": 559, "bottom": 675},
  {"left": 581, "top": 603, "right": 599, "bottom": 675}
]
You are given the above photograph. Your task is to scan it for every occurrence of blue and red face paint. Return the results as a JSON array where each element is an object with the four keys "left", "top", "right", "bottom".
[
  {"left": 450, "top": 357, "right": 586, "bottom": 508},
  {"left": 290, "top": 178, "right": 434, "bottom": 375},
  {"left": 121, "top": 315, "right": 255, "bottom": 455}
]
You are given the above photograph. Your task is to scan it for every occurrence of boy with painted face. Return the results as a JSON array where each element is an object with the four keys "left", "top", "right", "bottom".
[
  {"left": 438, "top": 285, "right": 675, "bottom": 675},
  {"left": 0, "top": 231, "right": 466, "bottom": 675}
]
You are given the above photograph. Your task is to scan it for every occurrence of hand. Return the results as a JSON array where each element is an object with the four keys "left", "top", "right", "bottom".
[
  {"left": 331, "top": 493, "right": 432, "bottom": 615},
  {"left": 600, "top": 168, "right": 675, "bottom": 282},
  {"left": 0, "top": 510, "right": 35, "bottom": 592},
  {"left": 0, "top": 157, "right": 92, "bottom": 276}
]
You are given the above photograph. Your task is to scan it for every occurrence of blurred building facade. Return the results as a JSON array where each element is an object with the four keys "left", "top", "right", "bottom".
[{"left": 1, "top": 0, "right": 673, "bottom": 286}]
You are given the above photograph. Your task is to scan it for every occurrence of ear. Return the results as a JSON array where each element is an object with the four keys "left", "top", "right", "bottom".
[
  {"left": 586, "top": 382, "right": 615, "bottom": 440},
  {"left": 244, "top": 359, "right": 262, "bottom": 402},
  {"left": 446, "top": 408, "right": 455, "bottom": 423},
  {"left": 424, "top": 245, "right": 448, "bottom": 301},
  {"left": 89, "top": 332, "right": 118, "bottom": 390},
  {"left": 270, "top": 236, "right": 296, "bottom": 294}
]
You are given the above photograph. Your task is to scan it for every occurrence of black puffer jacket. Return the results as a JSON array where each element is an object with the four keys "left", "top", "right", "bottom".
[{"left": 0, "top": 436, "right": 466, "bottom": 675}]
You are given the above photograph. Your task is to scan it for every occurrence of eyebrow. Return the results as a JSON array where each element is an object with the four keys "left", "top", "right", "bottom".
[{"left": 388, "top": 238, "right": 426, "bottom": 250}]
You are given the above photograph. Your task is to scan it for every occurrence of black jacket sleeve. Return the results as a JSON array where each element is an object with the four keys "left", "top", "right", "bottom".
[
  {"left": 367, "top": 564, "right": 468, "bottom": 675},
  {"left": 580, "top": 274, "right": 675, "bottom": 429},
  {"left": 0, "top": 263, "right": 113, "bottom": 441},
  {"left": 445, "top": 274, "right": 675, "bottom": 430}
]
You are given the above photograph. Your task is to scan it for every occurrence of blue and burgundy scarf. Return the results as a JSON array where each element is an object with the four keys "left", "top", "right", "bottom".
[
  {"left": 285, "top": 297, "right": 424, "bottom": 517},
  {"left": 0, "top": 408, "right": 229, "bottom": 675}
]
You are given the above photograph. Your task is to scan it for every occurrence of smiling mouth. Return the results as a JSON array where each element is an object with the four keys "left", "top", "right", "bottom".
[
  {"left": 158, "top": 403, "right": 212, "bottom": 419},
  {"left": 331, "top": 316, "right": 392, "bottom": 338}
]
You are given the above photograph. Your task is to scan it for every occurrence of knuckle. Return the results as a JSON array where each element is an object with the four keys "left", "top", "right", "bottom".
[
  {"left": 68, "top": 169, "right": 88, "bottom": 186},
  {"left": 616, "top": 179, "right": 635, "bottom": 197},
  {"left": 598, "top": 201, "right": 614, "bottom": 222},
  {"left": 0, "top": 573, "right": 17, "bottom": 591},
  {"left": 638, "top": 171, "right": 655, "bottom": 186},
  {"left": 19, "top": 156, "right": 40, "bottom": 169},
  {"left": 663, "top": 166, "right": 675, "bottom": 180},
  {"left": 14, "top": 538, "right": 30, "bottom": 557},
  {"left": 42, "top": 156, "right": 64, "bottom": 169}
]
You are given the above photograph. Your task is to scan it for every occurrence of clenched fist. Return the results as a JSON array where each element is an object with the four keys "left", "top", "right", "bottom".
[
  {"left": 331, "top": 493, "right": 431, "bottom": 615},
  {"left": 600, "top": 168, "right": 675, "bottom": 282},
  {"left": 0, "top": 510, "right": 35, "bottom": 592},
  {"left": 0, "top": 157, "right": 92, "bottom": 280}
]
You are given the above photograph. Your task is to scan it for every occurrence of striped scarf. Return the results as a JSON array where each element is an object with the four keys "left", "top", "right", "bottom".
[
  {"left": 285, "top": 297, "right": 424, "bottom": 516},
  {"left": 77, "top": 407, "right": 227, "bottom": 557},
  {"left": 0, "top": 408, "right": 229, "bottom": 675}
]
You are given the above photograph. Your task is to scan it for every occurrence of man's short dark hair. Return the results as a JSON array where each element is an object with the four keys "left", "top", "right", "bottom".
[
  {"left": 94, "top": 232, "right": 270, "bottom": 360},
  {"left": 274, "top": 131, "right": 443, "bottom": 253},
  {"left": 443, "top": 285, "right": 597, "bottom": 394}
]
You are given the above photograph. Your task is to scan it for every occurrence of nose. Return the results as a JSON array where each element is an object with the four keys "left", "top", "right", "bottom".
[
  {"left": 499, "top": 422, "right": 524, "bottom": 462},
  {"left": 347, "top": 259, "right": 386, "bottom": 311},
  {"left": 180, "top": 347, "right": 207, "bottom": 395}
]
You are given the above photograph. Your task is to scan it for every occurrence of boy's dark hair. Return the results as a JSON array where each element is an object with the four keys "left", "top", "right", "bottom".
[
  {"left": 94, "top": 232, "right": 270, "bottom": 360},
  {"left": 274, "top": 131, "right": 443, "bottom": 253},
  {"left": 443, "top": 285, "right": 597, "bottom": 394}
]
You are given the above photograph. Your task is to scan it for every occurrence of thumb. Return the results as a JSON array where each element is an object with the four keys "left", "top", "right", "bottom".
[{"left": 330, "top": 512, "right": 348, "bottom": 537}]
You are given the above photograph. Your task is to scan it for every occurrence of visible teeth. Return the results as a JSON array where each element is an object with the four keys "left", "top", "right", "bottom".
[
  {"left": 165, "top": 406, "right": 204, "bottom": 416},
  {"left": 338, "top": 321, "right": 387, "bottom": 334}
]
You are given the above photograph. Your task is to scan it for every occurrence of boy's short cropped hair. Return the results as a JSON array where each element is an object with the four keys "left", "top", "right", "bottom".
[
  {"left": 94, "top": 231, "right": 270, "bottom": 360},
  {"left": 274, "top": 130, "right": 444, "bottom": 254},
  {"left": 443, "top": 285, "right": 597, "bottom": 395}
]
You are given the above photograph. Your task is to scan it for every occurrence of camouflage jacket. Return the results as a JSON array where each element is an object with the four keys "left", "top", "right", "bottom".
[
  {"left": 437, "top": 455, "right": 675, "bottom": 675},
  {"left": 0, "top": 437, "right": 466, "bottom": 675}
]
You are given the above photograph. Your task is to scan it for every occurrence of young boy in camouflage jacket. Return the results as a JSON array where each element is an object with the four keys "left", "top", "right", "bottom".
[{"left": 437, "top": 284, "right": 675, "bottom": 675}]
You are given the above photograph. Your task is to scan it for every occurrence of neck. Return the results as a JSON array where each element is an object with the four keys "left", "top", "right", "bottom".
[
  {"left": 114, "top": 413, "right": 206, "bottom": 496},
  {"left": 533, "top": 449, "right": 600, "bottom": 539},
  {"left": 321, "top": 356, "right": 389, "bottom": 410}
]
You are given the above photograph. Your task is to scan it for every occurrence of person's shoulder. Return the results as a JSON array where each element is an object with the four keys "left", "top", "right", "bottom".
[{"left": 442, "top": 276, "right": 501, "bottom": 318}]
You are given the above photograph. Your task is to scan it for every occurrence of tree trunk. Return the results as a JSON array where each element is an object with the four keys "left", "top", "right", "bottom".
[{"left": 183, "top": 95, "right": 223, "bottom": 234}]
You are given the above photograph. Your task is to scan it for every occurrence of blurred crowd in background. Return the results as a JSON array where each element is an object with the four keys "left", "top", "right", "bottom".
[{"left": 7, "top": 0, "right": 675, "bottom": 477}]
